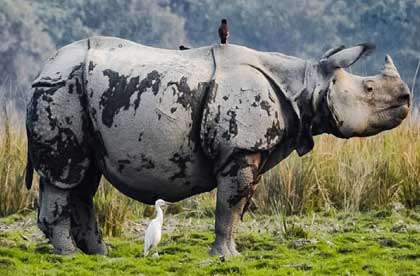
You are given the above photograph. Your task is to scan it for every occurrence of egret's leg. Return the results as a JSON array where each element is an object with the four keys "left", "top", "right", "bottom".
[
  {"left": 37, "top": 178, "right": 76, "bottom": 255},
  {"left": 70, "top": 163, "right": 107, "bottom": 255},
  {"left": 210, "top": 153, "right": 260, "bottom": 257}
]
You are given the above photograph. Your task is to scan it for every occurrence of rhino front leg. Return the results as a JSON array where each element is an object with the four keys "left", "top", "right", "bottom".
[
  {"left": 210, "top": 153, "right": 261, "bottom": 257},
  {"left": 70, "top": 164, "right": 107, "bottom": 255},
  {"left": 38, "top": 178, "right": 76, "bottom": 255}
]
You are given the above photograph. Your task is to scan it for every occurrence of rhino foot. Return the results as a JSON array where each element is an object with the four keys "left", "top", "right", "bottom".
[
  {"left": 72, "top": 235, "right": 108, "bottom": 255},
  {"left": 52, "top": 246, "right": 77, "bottom": 256},
  {"left": 227, "top": 241, "right": 240, "bottom": 257},
  {"left": 38, "top": 217, "right": 77, "bottom": 256},
  {"left": 71, "top": 198, "right": 108, "bottom": 255},
  {"left": 210, "top": 241, "right": 240, "bottom": 257}
]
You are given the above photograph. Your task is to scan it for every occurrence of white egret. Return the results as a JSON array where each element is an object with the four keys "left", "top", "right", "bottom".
[{"left": 144, "top": 199, "right": 169, "bottom": 257}]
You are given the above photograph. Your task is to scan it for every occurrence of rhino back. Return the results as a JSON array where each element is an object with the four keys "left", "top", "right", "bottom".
[{"left": 85, "top": 37, "right": 217, "bottom": 202}]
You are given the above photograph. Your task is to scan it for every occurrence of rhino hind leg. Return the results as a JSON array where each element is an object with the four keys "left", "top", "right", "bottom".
[
  {"left": 38, "top": 178, "right": 77, "bottom": 255},
  {"left": 210, "top": 153, "right": 260, "bottom": 257},
  {"left": 70, "top": 162, "right": 107, "bottom": 255},
  {"left": 28, "top": 80, "right": 106, "bottom": 254}
]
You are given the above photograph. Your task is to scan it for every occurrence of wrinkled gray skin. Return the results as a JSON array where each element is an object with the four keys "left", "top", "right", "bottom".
[{"left": 26, "top": 37, "right": 410, "bottom": 256}]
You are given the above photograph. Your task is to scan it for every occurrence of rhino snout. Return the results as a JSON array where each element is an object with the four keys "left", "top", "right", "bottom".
[
  {"left": 396, "top": 84, "right": 410, "bottom": 107},
  {"left": 390, "top": 83, "right": 410, "bottom": 120}
]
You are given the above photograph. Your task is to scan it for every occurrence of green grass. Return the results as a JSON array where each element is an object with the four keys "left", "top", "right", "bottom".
[{"left": 1, "top": 209, "right": 420, "bottom": 275}]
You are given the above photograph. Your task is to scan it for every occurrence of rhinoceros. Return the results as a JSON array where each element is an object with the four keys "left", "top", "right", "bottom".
[{"left": 25, "top": 36, "right": 410, "bottom": 256}]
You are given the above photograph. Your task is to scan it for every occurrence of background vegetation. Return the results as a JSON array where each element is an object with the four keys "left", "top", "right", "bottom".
[{"left": 0, "top": 0, "right": 419, "bottom": 106}]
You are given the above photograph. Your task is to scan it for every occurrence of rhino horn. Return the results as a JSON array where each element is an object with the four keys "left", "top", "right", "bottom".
[{"left": 382, "top": 55, "right": 401, "bottom": 78}]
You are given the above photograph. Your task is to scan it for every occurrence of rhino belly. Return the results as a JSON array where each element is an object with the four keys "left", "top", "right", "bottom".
[
  {"left": 85, "top": 50, "right": 216, "bottom": 203},
  {"left": 100, "top": 149, "right": 216, "bottom": 204},
  {"left": 91, "top": 89, "right": 216, "bottom": 203}
]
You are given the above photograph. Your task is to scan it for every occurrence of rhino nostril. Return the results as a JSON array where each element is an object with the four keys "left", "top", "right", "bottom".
[{"left": 397, "top": 94, "right": 410, "bottom": 105}]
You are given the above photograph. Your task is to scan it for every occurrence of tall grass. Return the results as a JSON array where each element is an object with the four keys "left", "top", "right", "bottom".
[
  {"left": 257, "top": 112, "right": 420, "bottom": 215},
  {"left": 0, "top": 102, "right": 419, "bottom": 235},
  {"left": 94, "top": 179, "right": 143, "bottom": 237},
  {"left": 0, "top": 106, "right": 37, "bottom": 216}
]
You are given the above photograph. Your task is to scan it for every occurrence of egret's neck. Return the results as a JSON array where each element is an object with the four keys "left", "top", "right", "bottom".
[{"left": 155, "top": 205, "right": 164, "bottom": 225}]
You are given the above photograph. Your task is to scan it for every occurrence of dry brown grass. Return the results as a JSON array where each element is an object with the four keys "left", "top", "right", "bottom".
[
  {"left": 0, "top": 107, "right": 37, "bottom": 216},
  {"left": 1, "top": 104, "right": 419, "bottom": 235},
  {"left": 256, "top": 112, "right": 420, "bottom": 214}
]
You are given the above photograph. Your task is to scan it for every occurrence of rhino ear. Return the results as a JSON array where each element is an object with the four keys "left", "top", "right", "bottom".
[
  {"left": 321, "top": 45, "right": 346, "bottom": 59},
  {"left": 320, "top": 43, "right": 375, "bottom": 72}
]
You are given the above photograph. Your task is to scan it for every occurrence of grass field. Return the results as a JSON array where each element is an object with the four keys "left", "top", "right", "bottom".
[{"left": 1, "top": 208, "right": 420, "bottom": 275}]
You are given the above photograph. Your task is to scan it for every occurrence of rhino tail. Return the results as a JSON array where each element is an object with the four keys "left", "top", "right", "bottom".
[{"left": 25, "top": 151, "right": 34, "bottom": 190}]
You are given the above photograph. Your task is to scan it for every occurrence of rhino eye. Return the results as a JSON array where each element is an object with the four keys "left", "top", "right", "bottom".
[{"left": 363, "top": 80, "right": 375, "bottom": 93}]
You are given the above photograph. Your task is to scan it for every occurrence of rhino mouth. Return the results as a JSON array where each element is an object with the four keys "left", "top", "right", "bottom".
[
  {"left": 369, "top": 103, "right": 409, "bottom": 132},
  {"left": 379, "top": 103, "right": 409, "bottom": 119}
]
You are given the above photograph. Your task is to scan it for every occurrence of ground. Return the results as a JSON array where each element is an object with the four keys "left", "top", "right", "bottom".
[{"left": 1, "top": 207, "right": 420, "bottom": 276}]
